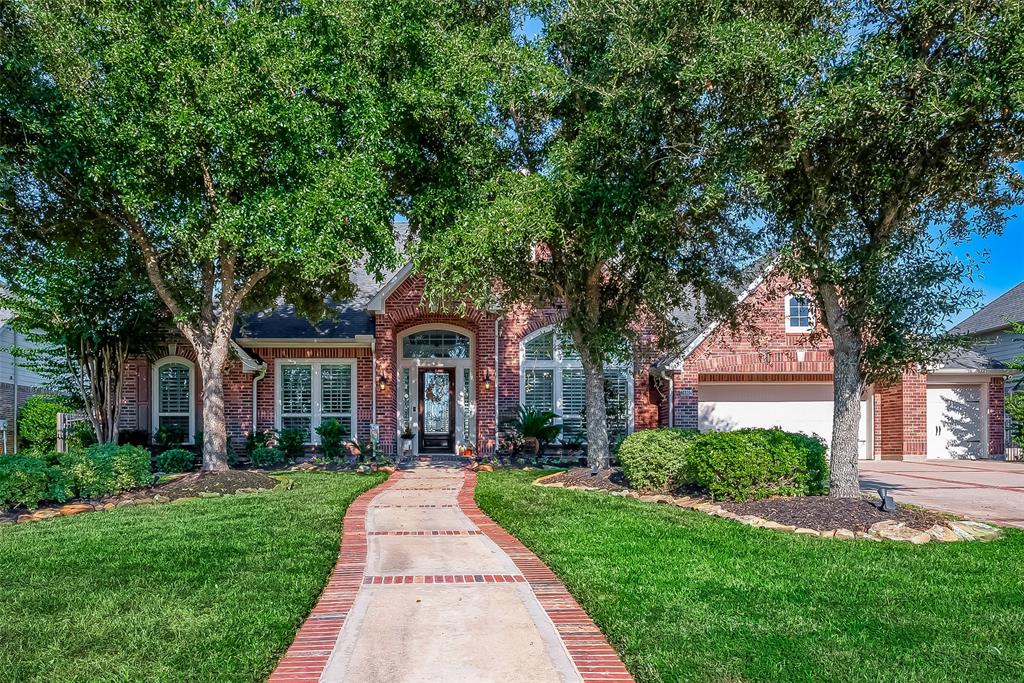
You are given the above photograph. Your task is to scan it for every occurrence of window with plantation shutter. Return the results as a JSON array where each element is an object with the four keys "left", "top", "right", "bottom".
[
  {"left": 520, "top": 325, "right": 634, "bottom": 444},
  {"left": 155, "top": 360, "right": 193, "bottom": 441},
  {"left": 524, "top": 369, "right": 554, "bottom": 412},
  {"left": 277, "top": 361, "right": 356, "bottom": 444}
]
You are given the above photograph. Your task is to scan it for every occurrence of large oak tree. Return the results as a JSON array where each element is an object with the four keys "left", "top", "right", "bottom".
[
  {"left": 2, "top": 0, "right": 502, "bottom": 468},
  {"left": 759, "top": 0, "right": 1024, "bottom": 496}
]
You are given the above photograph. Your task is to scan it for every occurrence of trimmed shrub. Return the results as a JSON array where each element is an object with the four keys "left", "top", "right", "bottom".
[
  {"left": 277, "top": 429, "right": 306, "bottom": 461},
  {"left": 684, "top": 428, "right": 828, "bottom": 502},
  {"left": 58, "top": 444, "right": 153, "bottom": 499},
  {"left": 156, "top": 448, "right": 195, "bottom": 473},
  {"left": 19, "top": 394, "right": 76, "bottom": 453},
  {"left": 0, "top": 456, "right": 70, "bottom": 510},
  {"left": 618, "top": 428, "right": 699, "bottom": 491},
  {"left": 315, "top": 419, "right": 350, "bottom": 460},
  {"left": 245, "top": 429, "right": 274, "bottom": 455},
  {"left": 250, "top": 446, "right": 284, "bottom": 468}
]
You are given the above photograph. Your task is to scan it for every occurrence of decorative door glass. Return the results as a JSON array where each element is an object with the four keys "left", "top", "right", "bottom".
[{"left": 423, "top": 371, "right": 451, "bottom": 434}]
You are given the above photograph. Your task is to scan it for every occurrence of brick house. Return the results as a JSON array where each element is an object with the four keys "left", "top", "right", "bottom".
[{"left": 116, "top": 230, "right": 1009, "bottom": 461}]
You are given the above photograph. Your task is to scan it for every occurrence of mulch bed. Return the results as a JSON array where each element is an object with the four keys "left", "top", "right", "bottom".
[
  {"left": 154, "top": 470, "right": 279, "bottom": 499},
  {"left": 540, "top": 467, "right": 630, "bottom": 492},
  {"left": 721, "top": 496, "right": 951, "bottom": 533}
]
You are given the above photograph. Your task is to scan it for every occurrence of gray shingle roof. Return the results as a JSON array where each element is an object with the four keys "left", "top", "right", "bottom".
[
  {"left": 933, "top": 349, "right": 1008, "bottom": 373},
  {"left": 954, "top": 280, "right": 1024, "bottom": 335},
  {"left": 234, "top": 222, "right": 410, "bottom": 341}
]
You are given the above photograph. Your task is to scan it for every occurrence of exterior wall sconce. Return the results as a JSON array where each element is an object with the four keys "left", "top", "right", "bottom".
[
  {"left": 482, "top": 369, "right": 493, "bottom": 391},
  {"left": 378, "top": 373, "right": 389, "bottom": 392}
]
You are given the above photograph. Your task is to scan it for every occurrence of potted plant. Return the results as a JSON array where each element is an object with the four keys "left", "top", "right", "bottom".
[{"left": 508, "top": 406, "right": 562, "bottom": 456}]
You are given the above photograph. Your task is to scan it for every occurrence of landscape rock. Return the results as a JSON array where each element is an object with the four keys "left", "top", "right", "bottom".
[
  {"left": 236, "top": 488, "right": 257, "bottom": 494},
  {"left": 31, "top": 509, "right": 62, "bottom": 521},
  {"left": 59, "top": 504, "right": 95, "bottom": 517},
  {"left": 17, "top": 514, "right": 34, "bottom": 523},
  {"left": 116, "top": 499, "right": 135, "bottom": 507},
  {"left": 949, "top": 520, "right": 1002, "bottom": 541},
  {"left": 477, "top": 465, "right": 494, "bottom": 472},
  {"left": 171, "top": 496, "right": 198, "bottom": 504},
  {"left": 152, "top": 495, "right": 170, "bottom": 503},
  {"left": 101, "top": 503, "right": 116, "bottom": 511},
  {"left": 132, "top": 498, "right": 154, "bottom": 505},
  {"left": 926, "top": 524, "right": 960, "bottom": 542},
  {"left": 793, "top": 528, "right": 820, "bottom": 536},
  {"left": 834, "top": 529, "right": 856, "bottom": 540},
  {"left": 198, "top": 491, "right": 222, "bottom": 498}
]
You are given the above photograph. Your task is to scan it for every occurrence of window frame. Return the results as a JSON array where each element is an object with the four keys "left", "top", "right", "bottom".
[
  {"left": 784, "top": 294, "right": 815, "bottom": 333},
  {"left": 519, "top": 326, "right": 634, "bottom": 442},
  {"left": 151, "top": 356, "right": 195, "bottom": 445},
  {"left": 275, "top": 359, "right": 358, "bottom": 445}
]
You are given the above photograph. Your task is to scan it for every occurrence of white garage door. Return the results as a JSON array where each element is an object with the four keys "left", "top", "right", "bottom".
[
  {"left": 698, "top": 383, "right": 869, "bottom": 458},
  {"left": 927, "top": 385, "right": 983, "bottom": 459}
]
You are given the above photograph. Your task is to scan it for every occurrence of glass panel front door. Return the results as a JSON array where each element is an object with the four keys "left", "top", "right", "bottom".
[{"left": 419, "top": 368, "right": 455, "bottom": 453}]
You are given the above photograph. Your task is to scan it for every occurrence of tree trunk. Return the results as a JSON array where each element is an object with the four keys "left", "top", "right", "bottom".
[
  {"left": 582, "top": 356, "right": 611, "bottom": 470},
  {"left": 196, "top": 343, "right": 230, "bottom": 471},
  {"left": 818, "top": 284, "right": 866, "bottom": 498}
]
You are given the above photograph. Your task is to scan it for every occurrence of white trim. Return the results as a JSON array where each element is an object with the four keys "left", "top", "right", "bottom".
[
  {"left": 237, "top": 336, "right": 374, "bottom": 348},
  {"left": 367, "top": 262, "right": 415, "bottom": 313},
  {"left": 151, "top": 356, "right": 196, "bottom": 444},
  {"left": 665, "top": 263, "right": 776, "bottom": 371},
  {"left": 396, "top": 323, "right": 476, "bottom": 456},
  {"left": 518, "top": 325, "right": 634, "bottom": 441},
  {"left": 275, "top": 358, "right": 358, "bottom": 445},
  {"left": 784, "top": 294, "right": 815, "bottom": 333}
]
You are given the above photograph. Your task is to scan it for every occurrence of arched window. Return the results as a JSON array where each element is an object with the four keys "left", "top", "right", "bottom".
[
  {"left": 402, "top": 330, "right": 470, "bottom": 358},
  {"left": 152, "top": 357, "right": 194, "bottom": 443},
  {"left": 520, "top": 326, "right": 631, "bottom": 442}
]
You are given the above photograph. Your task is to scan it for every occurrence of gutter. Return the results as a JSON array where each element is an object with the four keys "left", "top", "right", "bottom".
[{"left": 231, "top": 339, "right": 269, "bottom": 434}]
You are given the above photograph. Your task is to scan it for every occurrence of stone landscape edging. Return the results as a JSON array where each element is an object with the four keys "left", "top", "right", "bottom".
[{"left": 534, "top": 478, "right": 1003, "bottom": 544}]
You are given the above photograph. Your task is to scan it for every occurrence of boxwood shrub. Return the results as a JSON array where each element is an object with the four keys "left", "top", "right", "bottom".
[
  {"left": 156, "top": 448, "right": 195, "bottom": 474},
  {"left": 0, "top": 456, "right": 70, "bottom": 510},
  {"left": 250, "top": 446, "right": 284, "bottom": 468},
  {"left": 58, "top": 444, "right": 153, "bottom": 499},
  {"left": 685, "top": 428, "right": 828, "bottom": 501},
  {"left": 618, "top": 428, "right": 699, "bottom": 492}
]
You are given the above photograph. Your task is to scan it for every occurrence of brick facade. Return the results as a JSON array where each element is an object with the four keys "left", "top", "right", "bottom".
[{"left": 114, "top": 268, "right": 1008, "bottom": 461}]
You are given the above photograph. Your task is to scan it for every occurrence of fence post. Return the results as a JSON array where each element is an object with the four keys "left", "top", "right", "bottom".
[{"left": 56, "top": 413, "right": 68, "bottom": 453}]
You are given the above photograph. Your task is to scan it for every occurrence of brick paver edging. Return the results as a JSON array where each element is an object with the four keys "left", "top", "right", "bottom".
[
  {"left": 458, "top": 471, "right": 636, "bottom": 683},
  {"left": 268, "top": 472, "right": 403, "bottom": 683}
]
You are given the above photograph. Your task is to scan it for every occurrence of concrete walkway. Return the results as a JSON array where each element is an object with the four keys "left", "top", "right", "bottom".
[
  {"left": 860, "top": 460, "right": 1024, "bottom": 528},
  {"left": 270, "top": 467, "right": 632, "bottom": 683}
]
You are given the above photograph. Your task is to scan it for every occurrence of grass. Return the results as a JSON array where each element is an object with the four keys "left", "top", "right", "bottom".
[
  {"left": 476, "top": 469, "right": 1024, "bottom": 683},
  {"left": 0, "top": 471, "right": 384, "bottom": 683}
]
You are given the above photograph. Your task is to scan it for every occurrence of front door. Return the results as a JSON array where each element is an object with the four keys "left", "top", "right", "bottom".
[{"left": 419, "top": 368, "right": 455, "bottom": 453}]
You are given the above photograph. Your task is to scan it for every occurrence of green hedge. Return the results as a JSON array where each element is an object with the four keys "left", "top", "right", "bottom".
[
  {"left": 618, "top": 428, "right": 699, "bottom": 491},
  {"left": 250, "top": 446, "right": 284, "bottom": 468},
  {"left": 685, "top": 429, "right": 828, "bottom": 501},
  {"left": 18, "top": 394, "right": 77, "bottom": 453},
  {"left": 58, "top": 444, "right": 153, "bottom": 499},
  {"left": 156, "top": 448, "right": 195, "bottom": 474},
  {"left": 0, "top": 456, "right": 70, "bottom": 510}
]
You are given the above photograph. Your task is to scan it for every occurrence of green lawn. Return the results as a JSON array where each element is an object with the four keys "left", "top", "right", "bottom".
[
  {"left": 0, "top": 471, "right": 384, "bottom": 683},
  {"left": 476, "top": 470, "right": 1024, "bottom": 683}
]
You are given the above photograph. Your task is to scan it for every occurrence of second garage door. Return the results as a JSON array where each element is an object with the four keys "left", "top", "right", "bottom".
[{"left": 698, "top": 383, "right": 869, "bottom": 458}]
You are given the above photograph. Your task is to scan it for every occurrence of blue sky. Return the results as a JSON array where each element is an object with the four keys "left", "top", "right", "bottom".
[{"left": 951, "top": 216, "right": 1023, "bottom": 324}]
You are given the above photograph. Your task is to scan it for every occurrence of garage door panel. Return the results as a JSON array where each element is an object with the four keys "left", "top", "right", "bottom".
[
  {"left": 698, "top": 383, "right": 869, "bottom": 458},
  {"left": 927, "top": 385, "right": 983, "bottom": 459}
]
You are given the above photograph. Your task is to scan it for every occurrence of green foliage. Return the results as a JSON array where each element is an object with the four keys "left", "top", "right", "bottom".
[
  {"left": 245, "top": 430, "right": 274, "bottom": 455},
  {"left": 315, "top": 420, "right": 350, "bottom": 460},
  {"left": 156, "top": 448, "right": 195, "bottom": 474},
  {"left": 153, "top": 425, "right": 186, "bottom": 449},
  {"left": 0, "top": 456, "right": 70, "bottom": 510},
  {"left": 58, "top": 444, "right": 153, "bottom": 499},
  {"left": 18, "top": 395, "right": 75, "bottom": 453},
  {"left": 685, "top": 429, "right": 828, "bottom": 502},
  {"left": 508, "top": 406, "right": 562, "bottom": 445},
  {"left": 249, "top": 446, "right": 284, "bottom": 468},
  {"left": 276, "top": 429, "right": 307, "bottom": 461},
  {"left": 618, "top": 428, "right": 699, "bottom": 492}
]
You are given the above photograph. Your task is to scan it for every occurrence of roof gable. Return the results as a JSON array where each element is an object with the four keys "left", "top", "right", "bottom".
[{"left": 954, "top": 280, "right": 1024, "bottom": 335}]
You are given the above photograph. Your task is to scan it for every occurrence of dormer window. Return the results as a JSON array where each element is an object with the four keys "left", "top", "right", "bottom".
[{"left": 785, "top": 295, "right": 814, "bottom": 333}]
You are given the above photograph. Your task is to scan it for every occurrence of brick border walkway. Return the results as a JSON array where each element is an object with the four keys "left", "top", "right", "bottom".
[
  {"left": 269, "top": 468, "right": 634, "bottom": 683},
  {"left": 268, "top": 472, "right": 403, "bottom": 683},
  {"left": 458, "top": 471, "right": 635, "bottom": 683}
]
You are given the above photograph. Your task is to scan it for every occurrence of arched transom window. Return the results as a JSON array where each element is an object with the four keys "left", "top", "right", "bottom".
[
  {"left": 520, "top": 327, "right": 631, "bottom": 442},
  {"left": 402, "top": 330, "right": 470, "bottom": 358}
]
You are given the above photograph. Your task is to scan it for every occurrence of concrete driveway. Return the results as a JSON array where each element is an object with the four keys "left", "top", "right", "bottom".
[{"left": 860, "top": 460, "right": 1024, "bottom": 528}]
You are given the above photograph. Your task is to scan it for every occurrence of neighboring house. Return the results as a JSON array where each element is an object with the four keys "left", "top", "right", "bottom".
[
  {"left": 0, "top": 313, "right": 47, "bottom": 454},
  {"left": 115, "top": 226, "right": 1009, "bottom": 461},
  {"left": 954, "top": 280, "right": 1024, "bottom": 453}
]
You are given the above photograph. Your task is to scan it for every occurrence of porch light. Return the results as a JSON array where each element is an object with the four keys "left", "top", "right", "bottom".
[
  {"left": 378, "top": 373, "right": 389, "bottom": 391},
  {"left": 482, "top": 369, "right": 493, "bottom": 391}
]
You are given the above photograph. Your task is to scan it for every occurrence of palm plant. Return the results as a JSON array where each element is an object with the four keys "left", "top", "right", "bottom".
[{"left": 508, "top": 406, "right": 562, "bottom": 454}]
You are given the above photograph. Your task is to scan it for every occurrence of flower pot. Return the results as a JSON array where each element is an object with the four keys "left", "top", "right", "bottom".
[{"left": 521, "top": 437, "right": 540, "bottom": 456}]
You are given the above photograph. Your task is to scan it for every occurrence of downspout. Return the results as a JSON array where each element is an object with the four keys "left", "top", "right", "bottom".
[
  {"left": 370, "top": 339, "right": 377, "bottom": 444},
  {"left": 494, "top": 318, "right": 500, "bottom": 453},
  {"left": 251, "top": 363, "right": 268, "bottom": 435},
  {"left": 12, "top": 330, "right": 19, "bottom": 454}
]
